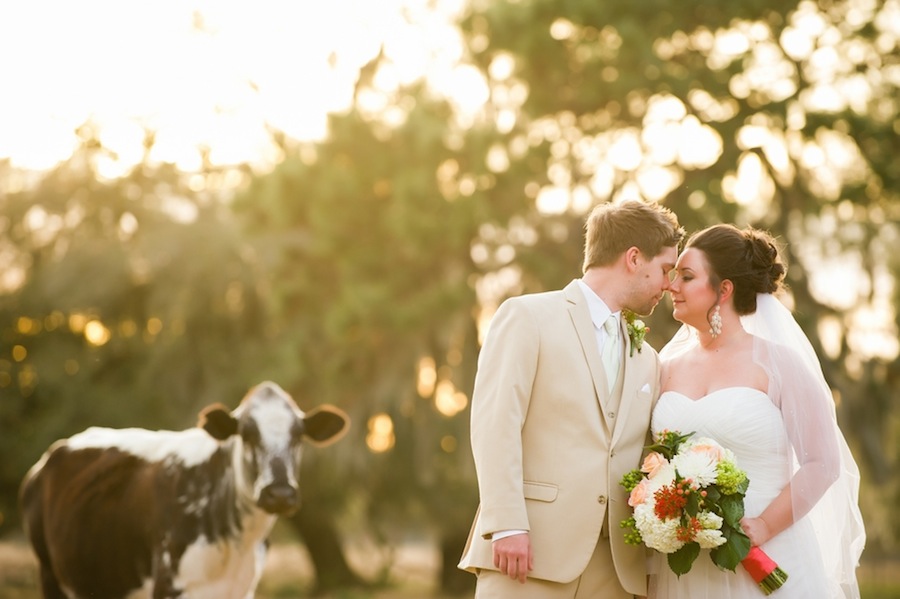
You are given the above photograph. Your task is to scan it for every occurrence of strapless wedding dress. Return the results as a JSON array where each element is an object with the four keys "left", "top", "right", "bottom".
[{"left": 648, "top": 387, "right": 829, "bottom": 598}]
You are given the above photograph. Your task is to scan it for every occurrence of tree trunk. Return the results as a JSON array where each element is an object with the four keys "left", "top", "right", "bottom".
[
  {"left": 289, "top": 502, "right": 367, "bottom": 595},
  {"left": 439, "top": 529, "right": 476, "bottom": 595}
]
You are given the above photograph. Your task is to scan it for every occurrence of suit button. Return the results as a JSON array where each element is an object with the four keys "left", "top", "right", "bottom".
[
  {"left": 607, "top": 411, "right": 615, "bottom": 419},
  {"left": 597, "top": 495, "right": 607, "bottom": 504}
]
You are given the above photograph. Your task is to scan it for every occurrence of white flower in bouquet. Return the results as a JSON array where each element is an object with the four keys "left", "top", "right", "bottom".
[
  {"left": 671, "top": 438, "right": 722, "bottom": 487},
  {"left": 650, "top": 461, "right": 677, "bottom": 487},
  {"left": 619, "top": 430, "right": 789, "bottom": 592},
  {"left": 633, "top": 502, "right": 684, "bottom": 554},
  {"left": 695, "top": 511, "right": 727, "bottom": 549}
]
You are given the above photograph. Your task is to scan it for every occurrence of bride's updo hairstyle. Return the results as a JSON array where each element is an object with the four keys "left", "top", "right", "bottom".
[{"left": 686, "top": 224, "right": 786, "bottom": 315}]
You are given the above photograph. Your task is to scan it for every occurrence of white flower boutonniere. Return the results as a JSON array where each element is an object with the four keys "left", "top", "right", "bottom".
[{"left": 623, "top": 310, "right": 648, "bottom": 356}]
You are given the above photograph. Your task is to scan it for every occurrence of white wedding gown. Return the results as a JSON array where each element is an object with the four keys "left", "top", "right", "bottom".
[{"left": 647, "top": 387, "right": 829, "bottom": 598}]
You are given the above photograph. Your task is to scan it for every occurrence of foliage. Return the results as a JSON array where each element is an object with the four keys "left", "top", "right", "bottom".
[
  {"left": 0, "top": 1, "right": 898, "bottom": 595},
  {"left": 0, "top": 130, "right": 272, "bottom": 530},
  {"left": 230, "top": 97, "right": 483, "bottom": 590},
  {"left": 457, "top": 0, "right": 899, "bottom": 552},
  {"left": 620, "top": 431, "right": 753, "bottom": 574}
]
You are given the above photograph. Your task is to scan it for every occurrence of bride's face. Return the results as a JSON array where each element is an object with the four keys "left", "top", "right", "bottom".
[{"left": 668, "top": 248, "right": 718, "bottom": 326}]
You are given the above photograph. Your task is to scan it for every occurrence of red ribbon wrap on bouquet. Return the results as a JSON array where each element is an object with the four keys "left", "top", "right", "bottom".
[{"left": 741, "top": 546, "right": 789, "bottom": 595}]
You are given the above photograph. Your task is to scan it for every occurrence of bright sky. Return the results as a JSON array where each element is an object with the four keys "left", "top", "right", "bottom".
[
  {"left": 2, "top": 0, "right": 896, "bottom": 362},
  {"left": 0, "top": 0, "right": 468, "bottom": 174}
]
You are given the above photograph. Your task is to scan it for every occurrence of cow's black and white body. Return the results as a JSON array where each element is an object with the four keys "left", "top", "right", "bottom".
[{"left": 20, "top": 381, "right": 348, "bottom": 599}]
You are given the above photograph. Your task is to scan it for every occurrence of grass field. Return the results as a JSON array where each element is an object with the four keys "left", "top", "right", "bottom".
[
  {"left": 2, "top": 540, "right": 898, "bottom": 598},
  {"left": 0, "top": 539, "right": 470, "bottom": 599}
]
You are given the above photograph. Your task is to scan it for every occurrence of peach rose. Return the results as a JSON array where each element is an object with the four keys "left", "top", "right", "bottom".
[
  {"left": 641, "top": 452, "right": 668, "bottom": 478},
  {"left": 690, "top": 443, "right": 723, "bottom": 462},
  {"left": 628, "top": 478, "right": 650, "bottom": 507}
]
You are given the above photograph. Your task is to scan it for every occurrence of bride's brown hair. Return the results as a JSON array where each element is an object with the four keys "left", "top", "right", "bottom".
[{"left": 687, "top": 224, "right": 786, "bottom": 315}]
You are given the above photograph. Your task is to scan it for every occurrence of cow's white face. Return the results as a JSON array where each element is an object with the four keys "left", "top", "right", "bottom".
[
  {"left": 200, "top": 381, "right": 348, "bottom": 515},
  {"left": 235, "top": 383, "right": 305, "bottom": 514}
]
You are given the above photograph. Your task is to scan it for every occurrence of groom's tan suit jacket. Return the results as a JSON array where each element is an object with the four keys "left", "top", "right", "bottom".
[{"left": 458, "top": 280, "right": 660, "bottom": 595}]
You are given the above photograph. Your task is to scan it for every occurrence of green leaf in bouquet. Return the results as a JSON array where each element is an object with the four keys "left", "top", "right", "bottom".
[
  {"left": 704, "top": 486, "right": 721, "bottom": 504},
  {"left": 668, "top": 542, "right": 701, "bottom": 576},
  {"left": 719, "top": 494, "right": 746, "bottom": 528},
  {"left": 644, "top": 430, "right": 695, "bottom": 459},
  {"left": 710, "top": 528, "right": 751, "bottom": 572},
  {"left": 642, "top": 442, "right": 673, "bottom": 460},
  {"left": 685, "top": 489, "right": 701, "bottom": 517}
]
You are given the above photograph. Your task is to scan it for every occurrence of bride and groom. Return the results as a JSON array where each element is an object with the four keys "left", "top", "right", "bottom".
[{"left": 457, "top": 201, "right": 866, "bottom": 598}]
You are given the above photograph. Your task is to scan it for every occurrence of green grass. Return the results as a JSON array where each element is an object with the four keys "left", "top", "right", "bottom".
[
  {"left": 3, "top": 540, "right": 898, "bottom": 599},
  {"left": 860, "top": 583, "right": 900, "bottom": 599}
]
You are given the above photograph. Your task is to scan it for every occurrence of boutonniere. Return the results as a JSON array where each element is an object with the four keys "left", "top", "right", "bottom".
[{"left": 623, "top": 309, "right": 648, "bottom": 356}]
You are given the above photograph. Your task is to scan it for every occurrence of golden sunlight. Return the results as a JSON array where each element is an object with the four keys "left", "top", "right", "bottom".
[
  {"left": 416, "top": 355, "right": 437, "bottom": 398},
  {"left": 366, "top": 413, "right": 396, "bottom": 453},
  {"left": 434, "top": 379, "right": 468, "bottom": 417},
  {"left": 0, "top": 0, "right": 468, "bottom": 174},
  {"left": 84, "top": 320, "right": 112, "bottom": 347}
]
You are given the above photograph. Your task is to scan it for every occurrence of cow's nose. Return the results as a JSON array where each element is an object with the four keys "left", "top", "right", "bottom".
[{"left": 259, "top": 484, "right": 299, "bottom": 514}]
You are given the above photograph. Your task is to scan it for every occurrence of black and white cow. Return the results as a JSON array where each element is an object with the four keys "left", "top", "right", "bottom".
[{"left": 20, "top": 381, "right": 349, "bottom": 599}]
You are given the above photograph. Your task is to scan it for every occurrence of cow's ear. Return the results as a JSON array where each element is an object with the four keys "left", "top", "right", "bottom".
[
  {"left": 198, "top": 404, "right": 238, "bottom": 440},
  {"left": 302, "top": 406, "right": 349, "bottom": 447}
]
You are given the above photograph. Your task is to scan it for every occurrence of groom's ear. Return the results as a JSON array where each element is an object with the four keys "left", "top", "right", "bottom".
[{"left": 624, "top": 246, "right": 642, "bottom": 272}]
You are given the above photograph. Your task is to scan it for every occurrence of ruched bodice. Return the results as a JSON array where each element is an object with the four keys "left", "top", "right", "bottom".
[
  {"left": 652, "top": 388, "right": 789, "bottom": 517},
  {"left": 647, "top": 388, "right": 829, "bottom": 598}
]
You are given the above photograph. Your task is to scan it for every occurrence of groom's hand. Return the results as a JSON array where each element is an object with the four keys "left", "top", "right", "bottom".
[{"left": 492, "top": 533, "right": 533, "bottom": 583}]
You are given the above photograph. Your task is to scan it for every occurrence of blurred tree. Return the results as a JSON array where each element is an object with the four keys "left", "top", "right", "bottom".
[
  {"left": 232, "top": 95, "right": 484, "bottom": 593},
  {"left": 455, "top": 0, "right": 899, "bottom": 554},
  {"left": 2, "top": 0, "right": 897, "bottom": 595},
  {"left": 0, "top": 126, "right": 272, "bottom": 531}
]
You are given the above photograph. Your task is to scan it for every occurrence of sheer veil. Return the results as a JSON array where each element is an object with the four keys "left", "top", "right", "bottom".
[{"left": 660, "top": 293, "right": 866, "bottom": 598}]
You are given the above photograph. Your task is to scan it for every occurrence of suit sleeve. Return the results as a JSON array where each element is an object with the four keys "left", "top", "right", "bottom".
[{"left": 469, "top": 298, "right": 539, "bottom": 539}]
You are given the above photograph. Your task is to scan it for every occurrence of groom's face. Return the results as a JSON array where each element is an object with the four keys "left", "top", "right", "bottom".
[{"left": 627, "top": 245, "right": 678, "bottom": 316}]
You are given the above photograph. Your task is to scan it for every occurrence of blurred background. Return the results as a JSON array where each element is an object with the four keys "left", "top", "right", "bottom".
[{"left": 1, "top": 0, "right": 897, "bottom": 597}]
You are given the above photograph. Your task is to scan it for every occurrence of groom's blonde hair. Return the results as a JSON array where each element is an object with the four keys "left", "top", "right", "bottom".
[{"left": 582, "top": 200, "right": 683, "bottom": 272}]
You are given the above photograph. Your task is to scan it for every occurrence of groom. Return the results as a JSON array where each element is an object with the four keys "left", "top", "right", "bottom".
[{"left": 458, "top": 200, "right": 683, "bottom": 598}]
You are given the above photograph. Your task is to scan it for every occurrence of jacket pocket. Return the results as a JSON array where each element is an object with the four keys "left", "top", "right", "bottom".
[{"left": 523, "top": 481, "right": 558, "bottom": 502}]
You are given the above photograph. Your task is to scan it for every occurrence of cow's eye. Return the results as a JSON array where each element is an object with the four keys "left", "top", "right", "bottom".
[
  {"left": 239, "top": 420, "right": 261, "bottom": 446},
  {"left": 290, "top": 420, "right": 305, "bottom": 445}
]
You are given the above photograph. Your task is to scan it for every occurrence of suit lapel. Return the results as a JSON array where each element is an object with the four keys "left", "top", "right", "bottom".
[{"left": 563, "top": 280, "right": 613, "bottom": 431}]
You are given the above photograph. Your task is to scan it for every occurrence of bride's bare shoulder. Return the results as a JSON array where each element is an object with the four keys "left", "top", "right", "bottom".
[{"left": 659, "top": 351, "right": 695, "bottom": 387}]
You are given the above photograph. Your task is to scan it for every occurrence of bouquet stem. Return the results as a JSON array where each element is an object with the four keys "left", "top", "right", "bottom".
[{"left": 741, "top": 546, "right": 788, "bottom": 595}]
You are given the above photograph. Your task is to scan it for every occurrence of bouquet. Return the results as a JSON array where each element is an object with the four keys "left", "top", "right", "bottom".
[{"left": 620, "top": 430, "right": 788, "bottom": 595}]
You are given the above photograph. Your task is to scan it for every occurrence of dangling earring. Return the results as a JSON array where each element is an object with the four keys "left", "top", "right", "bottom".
[{"left": 709, "top": 305, "right": 723, "bottom": 338}]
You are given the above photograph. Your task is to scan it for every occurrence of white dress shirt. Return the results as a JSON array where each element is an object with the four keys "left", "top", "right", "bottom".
[{"left": 576, "top": 278, "right": 621, "bottom": 354}]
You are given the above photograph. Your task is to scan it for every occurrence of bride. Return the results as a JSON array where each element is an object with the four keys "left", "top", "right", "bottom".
[{"left": 649, "top": 224, "right": 865, "bottom": 598}]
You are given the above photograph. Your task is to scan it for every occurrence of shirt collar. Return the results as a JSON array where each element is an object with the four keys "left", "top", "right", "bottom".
[{"left": 577, "top": 278, "right": 620, "bottom": 331}]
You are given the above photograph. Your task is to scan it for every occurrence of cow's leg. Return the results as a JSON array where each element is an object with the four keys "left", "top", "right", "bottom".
[
  {"left": 29, "top": 531, "right": 66, "bottom": 599},
  {"left": 241, "top": 541, "right": 269, "bottom": 599},
  {"left": 21, "top": 483, "right": 67, "bottom": 599},
  {"left": 151, "top": 541, "right": 182, "bottom": 599},
  {"left": 36, "top": 564, "right": 67, "bottom": 599}
]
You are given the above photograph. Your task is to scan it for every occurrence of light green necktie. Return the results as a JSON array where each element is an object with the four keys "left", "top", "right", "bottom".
[{"left": 601, "top": 315, "right": 620, "bottom": 391}]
